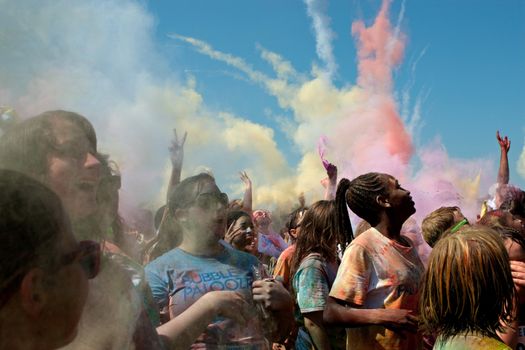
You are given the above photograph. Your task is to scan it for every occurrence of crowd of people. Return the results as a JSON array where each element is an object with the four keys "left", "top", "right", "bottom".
[{"left": 0, "top": 109, "right": 524, "bottom": 350}]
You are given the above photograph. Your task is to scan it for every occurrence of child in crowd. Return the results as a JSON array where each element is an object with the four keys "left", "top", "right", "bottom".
[
  {"left": 291, "top": 200, "right": 346, "bottom": 350},
  {"left": 421, "top": 206, "right": 468, "bottom": 247},
  {"left": 420, "top": 226, "right": 514, "bottom": 350}
]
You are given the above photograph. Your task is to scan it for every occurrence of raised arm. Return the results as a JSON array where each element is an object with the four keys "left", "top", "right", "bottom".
[
  {"left": 240, "top": 171, "right": 253, "bottom": 214},
  {"left": 497, "top": 130, "right": 511, "bottom": 185},
  {"left": 167, "top": 129, "right": 187, "bottom": 200},
  {"left": 322, "top": 164, "right": 338, "bottom": 201}
]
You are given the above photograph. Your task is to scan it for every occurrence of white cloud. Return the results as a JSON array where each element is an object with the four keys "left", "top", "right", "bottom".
[{"left": 304, "top": 0, "right": 338, "bottom": 79}]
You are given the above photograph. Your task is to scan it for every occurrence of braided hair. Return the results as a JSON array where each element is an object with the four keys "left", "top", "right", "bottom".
[{"left": 335, "top": 172, "right": 390, "bottom": 247}]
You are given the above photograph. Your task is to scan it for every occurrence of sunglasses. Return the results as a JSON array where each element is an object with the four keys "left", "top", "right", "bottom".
[
  {"left": 191, "top": 192, "right": 229, "bottom": 211},
  {"left": 60, "top": 240, "right": 101, "bottom": 279},
  {"left": 0, "top": 240, "right": 100, "bottom": 310}
]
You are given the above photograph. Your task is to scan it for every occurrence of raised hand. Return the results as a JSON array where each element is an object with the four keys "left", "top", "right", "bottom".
[
  {"left": 240, "top": 171, "right": 252, "bottom": 189},
  {"left": 327, "top": 163, "right": 338, "bottom": 184},
  {"left": 169, "top": 129, "right": 187, "bottom": 168},
  {"left": 497, "top": 130, "right": 511, "bottom": 153}
]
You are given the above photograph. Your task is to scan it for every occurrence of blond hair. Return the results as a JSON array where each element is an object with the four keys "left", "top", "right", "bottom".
[
  {"left": 419, "top": 226, "right": 514, "bottom": 340},
  {"left": 421, "top": 207, "right": 458, "bottom": 247}
]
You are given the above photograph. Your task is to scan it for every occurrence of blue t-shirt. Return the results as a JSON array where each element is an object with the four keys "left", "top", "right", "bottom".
[{"left": 145, "top": 246, "right": 268, "bottom": 349}]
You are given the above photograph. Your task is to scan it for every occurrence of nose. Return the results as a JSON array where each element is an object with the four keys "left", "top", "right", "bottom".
[{"left": 84, "top": 152, "right": 101, "bottom": 168}]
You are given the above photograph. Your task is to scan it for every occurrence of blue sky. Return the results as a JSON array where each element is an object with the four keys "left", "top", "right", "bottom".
[
  {"left": 149, "top": 0, "right": 525, "bottom": 187},
  {"left": 1, "top": 0, "right": 524, "bottom": 214}
]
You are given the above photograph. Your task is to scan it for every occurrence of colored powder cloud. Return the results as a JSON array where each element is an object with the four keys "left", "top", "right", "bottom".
[
  {"left": 172, "top": 0, "right": 494, "bottom": 221},
  {"left": 0, "top": 0, "right": 498, "bottom": 223}
]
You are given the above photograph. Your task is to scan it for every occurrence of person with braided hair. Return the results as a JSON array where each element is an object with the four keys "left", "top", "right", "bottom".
[{"left": 324, "top": 173, "right": 424, "bottom": 350}]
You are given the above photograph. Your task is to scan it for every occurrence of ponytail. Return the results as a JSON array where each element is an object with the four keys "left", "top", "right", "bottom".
[{"left": 335, "top": 178, "right": 354, "bottom": 250}]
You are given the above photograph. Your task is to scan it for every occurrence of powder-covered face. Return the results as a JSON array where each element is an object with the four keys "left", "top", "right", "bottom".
[
  {"left": 231, "top": 215, "right": 256, "bottom": 252},
  {"left": 182, "top": 179, "right": 228, "bottom": 241},
  {"left": 253, "top": 210, "right": 272, "bottom": 230},
  {"left": 498, "top": 211, "right": 525, "bottom": 233},
  {"left": 46, "top": 119, "right": 101, "bottom": 221}
]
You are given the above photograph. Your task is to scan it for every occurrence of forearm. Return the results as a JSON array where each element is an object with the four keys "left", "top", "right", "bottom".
[
  {"left": 497, "top": 149, "right": 509, "bottom": 185},
  {"left": 324, "top": 181, "right": 337, "bottom": 201},
  {"left": 323, "top": 297, "right": 385, "bottom": 328},
  {"left": 304, "top": 313, "right": 332, "bottom": 350},
  {"left": 241, "top": 184, "right": 252, "bottom": 213},
  {"left": 156, "top": 294, "right": 216, "bottom": 349},
  {"left": 166, "top": 167, "right": 182, "bottom": 201},
  {"left": 268, "top": 301, "right": 294, "bottom": 342}
]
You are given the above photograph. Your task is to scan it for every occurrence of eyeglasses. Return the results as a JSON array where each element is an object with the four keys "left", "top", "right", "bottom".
[
  {"left": 190, "top": 192, "right": 229, "bottom": 211},
  {"left": 60, "top": 240, "right": 101, "bottom": 279}
]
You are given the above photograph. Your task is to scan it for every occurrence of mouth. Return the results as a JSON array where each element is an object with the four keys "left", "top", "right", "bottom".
[
  {"left": 213, "top": 218, "right": 226, "bottom": 227},
  {"left": 76, "top": 181, "right": 97, "bottom": 192}
]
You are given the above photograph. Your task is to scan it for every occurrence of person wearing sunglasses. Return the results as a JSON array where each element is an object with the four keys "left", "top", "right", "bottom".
[
  {"left": 0, "top": 169, "right": 100, "bottom": 350},
  {"left": 0, "top": 110, "right": 166, "bottom": 349},
  {"left": 146, "top": 173, "right": 294, "bottom": 349}
]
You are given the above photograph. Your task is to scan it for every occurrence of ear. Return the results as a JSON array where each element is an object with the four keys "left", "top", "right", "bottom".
[
  {"left": 376, "top": 194, "right": 391, "bottom": 208},
  {"left": 289, "top": 228, "right": 297, "bottom": 239},
  {"left": 173, "top": 208, "right": 188, "bottom": 222},
  {"left": 19, "top": 268, "right": 47, "bottom": 318}
]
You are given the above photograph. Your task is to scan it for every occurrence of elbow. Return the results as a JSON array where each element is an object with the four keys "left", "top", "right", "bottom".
[{"left": 323, "top": 300, "right": 338, "bottom": 326}]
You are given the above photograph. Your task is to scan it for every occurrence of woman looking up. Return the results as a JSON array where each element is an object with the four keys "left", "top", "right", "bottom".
[{"left": 324, "top": 172, "right": 424, "bottom": 350}]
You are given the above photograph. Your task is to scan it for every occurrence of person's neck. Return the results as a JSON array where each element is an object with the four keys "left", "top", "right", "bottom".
[
  {"left": 73, "top": 214, "right": 103, "bottom": 241},
  {"left": 178, "top": 235, "right": 223, "bottom": 256},
  {"left": 374, "top": 218, "right": 404, "bottom": 242},
  {"left": 0, "top": 316, "right": 47, "bottom": 350},
  {"left": 258, "top": 225, "right": 272, "bottom": 235}
]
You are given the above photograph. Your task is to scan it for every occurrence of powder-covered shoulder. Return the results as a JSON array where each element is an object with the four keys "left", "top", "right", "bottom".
[
  {"left": 144, "top": 248, "right": 182, "bottom": 272},
  {"left": 225, "top": 247, "right": 260, "bottom": 269}
]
